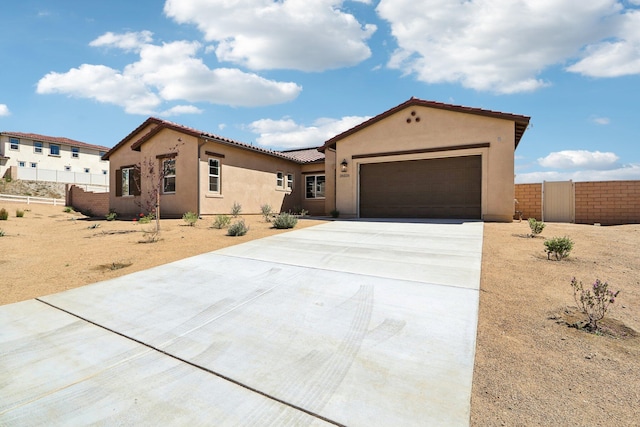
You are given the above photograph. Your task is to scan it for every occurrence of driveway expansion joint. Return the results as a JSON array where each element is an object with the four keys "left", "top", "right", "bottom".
[{"left": 34, "top": 297, "right": 346, "bottom": 427}]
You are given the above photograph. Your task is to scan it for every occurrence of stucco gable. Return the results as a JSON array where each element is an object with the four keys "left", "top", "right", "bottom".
[{"left": 320, "top": 97, "right": 530, "bottom": 152}]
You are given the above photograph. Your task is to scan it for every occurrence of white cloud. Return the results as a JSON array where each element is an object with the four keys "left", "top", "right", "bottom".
[
  {"left": 538, "top": 150, "right": 620, "bottom": 170},
  {"left": 248, "top": 115, "right": 370, "bottom": 149},
  {"left": 37, "top": 64, "right": 161, "bottom": 115},
  {"left": 37, "top": 34, "right": 302, "bottom": 114},
  {"left": 163, "top": 0, "right": 376, "bottom": 71},
  {"left": 376, "top": 0, "right": 632, "bottom": 93},
  {"left": 159, "top": 105, "right": 203, "bottom": 117},
  {"left": 567, "top": 10, "right": 640, "bottom": 77},
  {"left": 516, "top": 163, "right": 640, "bottom": 183},
  {"left": 592, "top": 116, "right": 611, "bottom": 125},
  {"left": 0, "top": 104, "right": 10, "bottom": 116},
  {"left": 89, "top": 31, "right": 154, "bottom": 52}
]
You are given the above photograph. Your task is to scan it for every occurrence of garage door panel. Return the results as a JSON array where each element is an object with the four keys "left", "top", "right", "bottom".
[{"left": 360, "top": 156, "right": 481, "bottom": 218}]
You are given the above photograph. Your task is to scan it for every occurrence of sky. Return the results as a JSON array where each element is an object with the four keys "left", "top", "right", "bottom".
[{"left": 0, "top": 0, "right": 639, "bottom": 184}]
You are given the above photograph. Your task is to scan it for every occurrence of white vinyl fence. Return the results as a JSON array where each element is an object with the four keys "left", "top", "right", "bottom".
[
  {"left": 16, "top": 167, "right": 109, "bottom": 187},
  {"left": 0, "top": 193, "right": 64, "bottom": 206}
]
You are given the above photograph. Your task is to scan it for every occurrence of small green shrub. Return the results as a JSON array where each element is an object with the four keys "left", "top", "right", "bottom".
[
  {"left": 299, "top": 209, "right": 308, "bottom": 217},
  {"left": 106, "top": 211, "right": 118, "bottom": 221},
  {"left": 330, "top": 209, "right": 340, "bottom": 218},
  {"left": 528, "top": 218, "right": 545, "bottom": 237},
  {"left": 16, "top": 209, "right": 24, "bottom": 218},
  {"left": 231, "top": 201, "right": 242, "bottom": 217},
  {"left": 63, "top": 206, "right": 74, "bottom": 213},
  {"left": 227, "top": 219, "right": 248, "bottom": 236},
  {"left": 212, "top": 214, "right": 231, "bottom": 229},
  {"left": 544, "top": 236, "right": 574, "bottom": 260},
  {"left": 570, "top": 277, "right": 620, "bottom": 332},
  {"left": 182, "top": 211, "right": 198, "bottom": 226},
  {"left": 0, "top": 208, "right": 8, "bottom": 220},
  {"left": 0, "top": 229, "right": 5, "bottom": 237},
  {"left": 260, "top": 204, "right": 273, "bottom": 222},
  {"left": 139, "top": 213, "right": 153, "bottom": 224},
  {"left": 273, "top": 212, "right": 298, "bottom": 229}
]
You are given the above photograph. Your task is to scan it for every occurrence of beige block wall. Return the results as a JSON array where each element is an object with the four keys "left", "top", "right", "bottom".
[
  {"left": 333, "top": 106, "right": 517, "bottom": 221},
  {"left": 575, "top": 181, "right": 640, "bottom": 225},
  {"left": 67, "top": 185, "right": 109, "bottom": 217},
  {"left": 514, "top": 183, "right": 542, "bottom": 220},
  {"left": 514, "top": 181, "right": 640, "bottom": 225}
]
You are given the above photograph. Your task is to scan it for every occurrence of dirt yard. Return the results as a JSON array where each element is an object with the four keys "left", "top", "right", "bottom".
[{"left": 1, "top": 202, "right": 638, "bottom": 425}]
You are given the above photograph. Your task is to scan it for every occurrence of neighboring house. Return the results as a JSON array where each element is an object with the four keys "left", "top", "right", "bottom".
[
  {"left": 0, "top": 131, "right": 110, "bottom": 184},
  {"left": 104, "top": 98, "right": 530, "bottom": 221}
]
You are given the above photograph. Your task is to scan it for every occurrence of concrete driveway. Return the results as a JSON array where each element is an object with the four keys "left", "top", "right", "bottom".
[{"left": 0, "top": 219, "right": 483, "bottom": 426}]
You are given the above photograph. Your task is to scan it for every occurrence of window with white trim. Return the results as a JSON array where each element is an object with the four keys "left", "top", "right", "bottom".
[
  {"left": 10, "top": 138, "right": 19, "bottom": 150},
  {"left": 50, "top": 144, "right": 60, "bottom": 156},
  {"left": 30, "top": 162, "right": 37, "bottom": 168},
  {"left": 18, "top": 161, "right": 25, "bottom": 167},
  {"left": 276, "top": 171, "right": 284, "bottom": 188},
  {"left": 286, "top": 173, "right": 294, "bottom": 190},
  {"left": 208, "top": 158, "right": 220, "bottom": 192},
  {"left": 305, "top": 175, "right": 325, "bottom": 199},
  {"left": 163, "top": 158, "right": 176, "bottom": 193},
  {"left": 72, "top": 147, "right": 79, "bottom": 158},
  {"left": 34, "top": 141, "right": 43, "bottom": 154}
]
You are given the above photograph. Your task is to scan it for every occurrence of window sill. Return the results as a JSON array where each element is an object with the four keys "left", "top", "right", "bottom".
[
  {"left": 49, "top": 154, "right": 61, "bottom": 158},
  {"left": 205, "top": 193, "right": 223, "bottom": 198}
]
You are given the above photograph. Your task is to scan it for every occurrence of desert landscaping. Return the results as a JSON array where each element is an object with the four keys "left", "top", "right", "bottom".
[{"left": 1, "top": 201, "right": 638, "bottom": 426}]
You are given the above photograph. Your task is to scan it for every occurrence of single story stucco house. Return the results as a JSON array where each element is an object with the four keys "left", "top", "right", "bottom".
[{"left": 103, "top": 98, "right": 530, "bottom": 221}]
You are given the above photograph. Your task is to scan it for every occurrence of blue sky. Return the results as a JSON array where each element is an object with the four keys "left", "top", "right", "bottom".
[{"left": 1, "top": 0, "right": 639, "bottom": 183}]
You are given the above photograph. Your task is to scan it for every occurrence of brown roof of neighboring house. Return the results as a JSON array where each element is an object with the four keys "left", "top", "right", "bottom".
[
  {"left": 3, "top": 131, "right": 110, "bottom": 152},
  {"left": 320, "top": 97, "right": 531, "bottom": 151},
  {"left": 104, "top": 117, "right": 323, "bottom": 164}
]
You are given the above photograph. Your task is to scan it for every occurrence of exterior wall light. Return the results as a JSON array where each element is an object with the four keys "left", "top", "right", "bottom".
[{"left": 340, "top": 159, "right": 348, "bottom": 173}]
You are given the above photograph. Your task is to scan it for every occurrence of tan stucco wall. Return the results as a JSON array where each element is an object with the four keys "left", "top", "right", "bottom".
[
  {"left": 198, "top": 141, "right": 302, "bottom": 215},
  {"left": 332, "top": 105, "right": 516, "bottom": 221},
  {"left": 109, "top": 125, "right": 199, "bottom": 217}
]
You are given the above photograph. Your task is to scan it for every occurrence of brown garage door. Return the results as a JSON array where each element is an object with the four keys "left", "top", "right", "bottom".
[{"left": 359, "top": 155, "right": 481, "bottom": 218}]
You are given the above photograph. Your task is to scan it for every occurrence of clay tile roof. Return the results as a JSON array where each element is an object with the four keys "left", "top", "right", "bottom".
[
  {"left": 104, "top": 117, "right": 324, "bottom": 164},
  {"left": 320, "top": 97, "right": 531, "bottom": 151},
  {"left": 279, "top": 147, "right": 325, "bottom": 163},
  {"left": 3, "top": 131, "right": 110, "bottom": 152}
]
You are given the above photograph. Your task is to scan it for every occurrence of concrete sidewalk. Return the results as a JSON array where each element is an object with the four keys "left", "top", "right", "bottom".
[{"left": 0, "top": 220, "right": 483, "bottom": 426}]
